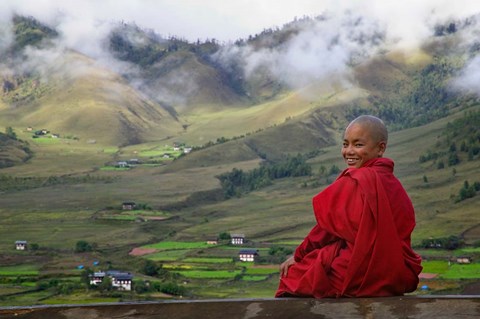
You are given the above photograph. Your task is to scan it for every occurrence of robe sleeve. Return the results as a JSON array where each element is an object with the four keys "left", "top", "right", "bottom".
[
  {"left": 312, "top": 173, "right": 363, "bottom": 244},
  {"left": 294, "top": 225, "right": 338, "bottom": 262}
]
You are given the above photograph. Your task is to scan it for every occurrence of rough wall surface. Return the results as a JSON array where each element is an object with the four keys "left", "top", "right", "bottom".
[{"left": 1, "top": 296, "right": 479, "bottom": 319}]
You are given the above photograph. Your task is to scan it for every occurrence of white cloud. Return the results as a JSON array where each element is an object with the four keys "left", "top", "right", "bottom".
[
  {"left": 3, "top": 0, "right": 480, "bottom": 97},
  {"left": 452, "top": 55, "right": 480, "bottom": 95},
  {"left": 1, "top": 0, "right": 478, "bottom": 44}
]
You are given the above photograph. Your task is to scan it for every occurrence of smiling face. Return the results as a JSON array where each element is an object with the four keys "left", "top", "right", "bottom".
[{"left": 342, "top": 122, "right": 386, "bottom": 168}]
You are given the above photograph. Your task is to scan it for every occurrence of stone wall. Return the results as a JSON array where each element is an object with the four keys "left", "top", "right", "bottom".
[{"left": 1, "top": 296, "right": 479, "bottom": 319}]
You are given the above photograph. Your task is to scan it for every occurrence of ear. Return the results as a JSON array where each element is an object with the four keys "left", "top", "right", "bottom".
[{"left": 377, "top": 141, "right": 387, "bottom": 157}]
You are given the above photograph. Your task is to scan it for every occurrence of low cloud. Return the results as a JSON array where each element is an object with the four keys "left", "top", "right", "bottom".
[
  {"left": 3, "top": 1, "right": 480, "bottom": 101},
  {"left": 214, "top": 12, "right": 386, "bottom": 91},
  {"left": 452, "top": 55, "right": 480, "bottom": 96}
]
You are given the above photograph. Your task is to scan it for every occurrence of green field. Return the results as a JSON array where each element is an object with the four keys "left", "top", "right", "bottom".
[{"left": 0, "top": 265, "right": 39, "bottom": 276}]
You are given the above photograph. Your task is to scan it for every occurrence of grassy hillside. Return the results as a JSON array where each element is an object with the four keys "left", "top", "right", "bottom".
[
  {"left": 0, "top": 51, "right": 183, "bottom": 146},
  {"left": 1, "top": 106, "right": 477, "bottom": 241},
  {"left": 0, "top": 131, "right": 32, "bottom": 168}
]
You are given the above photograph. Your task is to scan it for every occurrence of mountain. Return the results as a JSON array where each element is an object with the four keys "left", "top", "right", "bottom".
[
  {"left": 3, "top": 15, "right": 477, "bottom": 147},
  {"left": 0, "top": 14, "right": 478, "bottom": 173}
]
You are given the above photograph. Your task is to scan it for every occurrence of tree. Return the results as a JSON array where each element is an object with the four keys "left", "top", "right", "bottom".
[
  {"left": 437, "top": 161, "right": 445, "bottom": 169},
  {"left": 98, "top": 275, "right": 112, "bottom": 292},
  {"left": 5, "top": 127, "right": 16, "bottom": 140},
  {"left": 218, "top": 232, "right": 231, "bottom": 240},
  {"left": 75, "top": 240, "right": 93, "bottom": 253},
  {"left": 448, "top": 152, "right": 460, "bottom": 166},
  {"left": 80, "top": 268, "right": 93, "bottom": 288},
  {"left": 142, "top": 260, "right": 160, "bottom": 276}
]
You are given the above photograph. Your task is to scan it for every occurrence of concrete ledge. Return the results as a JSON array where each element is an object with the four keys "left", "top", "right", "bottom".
[{"left": 1, "top": 296, "right": 479, "bottom": 319}]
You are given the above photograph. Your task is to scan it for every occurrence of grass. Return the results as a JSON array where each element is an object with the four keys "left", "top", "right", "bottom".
[
  {"left": 421, "top": 260, "right": 480, "bottom": 279},
  {"left": 100, "top": 166, "right": 131, "bottom": 171},
  {"left": 103, "top": 147, "right": 119, "bottom": 154},
  {"left": 442, "top": 264, "right": 480, "bottom": 279},
  {"left": 244, "top": 266, "right": 278, "bottom": 275},
  {"left": 176, "top": 269, "right": 242, "bottom": 279},
  {"left": 145, "top": 250, "right": 190, "bottom": 261},
  {"left": 0, "top": 265, "right": 39, "bottom": 276},
  {"left": 241, "top": 275, "right": 269, "bottom": 281},
  {"left": 182, "top": 257, "right": 233, "bottom": 263},
  {"left": 95, "top": 209, "right": 171, "bottom": 221},
  {"left": 421, "top": 260, "right": 450, "bottom": 274},
  {"left": 143, "top": 241, "right": 213, "bottom": 250}
]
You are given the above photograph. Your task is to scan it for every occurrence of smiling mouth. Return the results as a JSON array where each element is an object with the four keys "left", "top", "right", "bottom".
[{"left": 346, "top": 158, "right": 358, "bottom": 164}]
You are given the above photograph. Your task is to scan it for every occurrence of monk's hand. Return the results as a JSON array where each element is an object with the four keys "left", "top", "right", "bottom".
[{"left": 279, "top": 255, "right": 295, "bottom": 277}]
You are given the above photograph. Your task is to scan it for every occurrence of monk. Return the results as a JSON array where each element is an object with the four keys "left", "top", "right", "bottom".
[{"left": 275, "top": 115, "right": 422, "bottom": 298}]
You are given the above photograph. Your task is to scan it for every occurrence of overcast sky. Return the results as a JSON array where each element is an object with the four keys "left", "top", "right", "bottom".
[{"left": 2, "top": 0, "right": 480, "bottom": 44}]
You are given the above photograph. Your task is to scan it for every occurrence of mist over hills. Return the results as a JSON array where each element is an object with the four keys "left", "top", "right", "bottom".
[{"left": 1, "top": 12, "right": 480, "bottom": 150}]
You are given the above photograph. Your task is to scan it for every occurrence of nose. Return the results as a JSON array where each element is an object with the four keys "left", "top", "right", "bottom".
[{"left": 344, "top": 144, "right": 354, "bottom": 154}]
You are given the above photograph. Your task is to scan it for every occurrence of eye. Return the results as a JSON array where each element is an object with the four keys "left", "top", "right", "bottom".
[
  {"left": 355, "top": 143, "right": 364, "bottom": 147},
  {"left": 342, "top": 142, "right": 348, "bottom": 147}
]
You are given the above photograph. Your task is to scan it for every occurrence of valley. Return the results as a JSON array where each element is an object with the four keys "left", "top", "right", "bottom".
[{"left": 0, "top": 12, "right": 479, "bottom": 305}]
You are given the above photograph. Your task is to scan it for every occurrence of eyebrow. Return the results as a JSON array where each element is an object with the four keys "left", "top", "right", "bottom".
[{"left": 344, "top": 138, "right": 364, "bottom": 143}]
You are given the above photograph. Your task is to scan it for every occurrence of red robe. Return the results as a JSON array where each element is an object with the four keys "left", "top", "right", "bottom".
[{"left": 275, "top": 157, "right": 422, "bottom": 298}]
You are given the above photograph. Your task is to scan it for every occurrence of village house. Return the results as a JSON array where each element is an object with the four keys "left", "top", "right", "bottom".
[
  {"left": 127, "top": 159, "right": 140, "bottom": 165},
  {"left": 238, "top": 249, "right": 259, "bottom": 262},
  {"left": 116, "top": 161, "right": 129, "bottom": 168},
  {"left": 122, "top": 202, "right": 136, "bottom": 210},
  {"left": 89, "top": 271, "right": 106, "bottom": 286},
  {"left": 456, "top": 256, "right": 473, "bottom": 264},
  {"left": 15, "top": 240, "right": 27, "bottom": 250},
  {"left": 231, "top": 234, "right": 245, "bottom": 245},
  {"left": 89, "top": 270, "right": 133, "bottom": 291},
  {"left": 34, "top": 129, "right": 49, "bottom": 136},
  {"left": 206, "top": 238, "right": 218, "bottom": 245}
]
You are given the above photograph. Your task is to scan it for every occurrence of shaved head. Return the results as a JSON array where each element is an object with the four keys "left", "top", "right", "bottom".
[{"left": 346, "top": 115, "right": 388, "bottom": 144}]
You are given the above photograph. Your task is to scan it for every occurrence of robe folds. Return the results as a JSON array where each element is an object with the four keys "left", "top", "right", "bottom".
[{"left": 275, "top": 157, "right": 423, "bottom": 298}]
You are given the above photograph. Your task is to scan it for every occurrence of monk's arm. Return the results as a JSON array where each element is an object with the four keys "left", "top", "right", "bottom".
[
  {"left": 293, "top": 224, "right": 338, "bottom": 261},
  {"left": 279, "top": 255, "right": 296, "bottom": 277}
]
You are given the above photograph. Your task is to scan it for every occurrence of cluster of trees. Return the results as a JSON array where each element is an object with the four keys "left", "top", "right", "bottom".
[
  {"left": 108, "top": 22, "right": 221, "bottom": 69},
  {"left": 348, "top": 57, "right": 465, "bottom": 131},
  {"left": 454, "top": 180, "right": 480, "bottom": 203},
  {"left": 0, "top": 128, "right": 33, "bottom": 168},
  {"left": 37, "top": 278, "right": 80, "bottom": 295},
  {"left": 216, "top": 154, "right": 312, "bottom": 198},
  {"left": 137, "top": 260, "right": 185, "bottom": 296},
  {"left": 419, "top": 110, "right": 480, "bottom": 168},
  {"left": 109, "top": 27, "right": 168, "bottom": 68},
  {"left": 75, "top": 240, "right": 97, "bottom": 253},
  {"left": 5, "top": 127, "right": 17, "bottom": 140},
  {"left": 265, "top": 246, "right": 294, "bottom": 264},
  {"left": 11, "top": 15, "right": 58, "bottom": 53},
  {"left": 420, "top": 235, "right": 464, "bottom": 250},
  {"left": 133, "top": 280, "right": 186, "bottom": 296}
]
